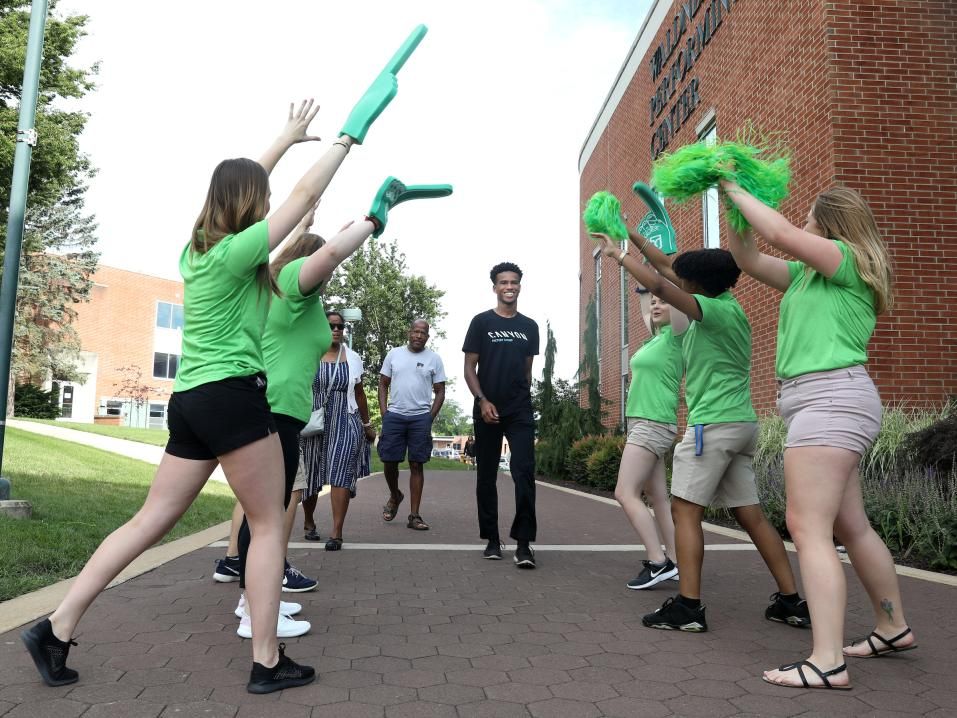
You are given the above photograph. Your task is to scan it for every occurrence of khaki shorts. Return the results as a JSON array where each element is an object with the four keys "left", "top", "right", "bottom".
[
  {"left": 626, "top": 418, "right": 677, "bottom": 458},
  {"left": 291, "top": 450, "right": 307, "bottom": 496},
  {"left": 671, "top": 422, "right": 759, "bottom": 508},
  {"left": 778, "top": 365, "right": 881, "bottom": 456}
]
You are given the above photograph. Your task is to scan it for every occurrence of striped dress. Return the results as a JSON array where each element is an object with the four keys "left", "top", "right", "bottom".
[{"left": 301, "top": 358, "right": 370, "bottom": 498}]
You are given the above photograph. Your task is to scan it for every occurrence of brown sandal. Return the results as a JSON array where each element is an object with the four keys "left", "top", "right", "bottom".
[
  {"left": 382, "top": 492, "right": 404, "bottom": 522},
  {"left": 407, "top": 513, "right": 430, "bottom": 530}
]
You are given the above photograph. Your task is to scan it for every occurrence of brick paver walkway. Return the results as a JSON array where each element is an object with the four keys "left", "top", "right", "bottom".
[{"left": 2, "top": 470, "right": 954, "bottom": 717}]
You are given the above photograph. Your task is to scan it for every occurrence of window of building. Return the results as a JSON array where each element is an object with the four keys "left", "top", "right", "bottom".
[
  {"left": 700, "top": 123, "right": 720, "bottom": 248},
  {"left": 156, "top": 301, "right": 184, "bottom": 330},
  {"left": 148, "top": 403, "right": 167, "bottom": 430},
  {"left": 153, "top": 352, "right": 179, "bottom": 379},
  {"left": 60, "top": 383, "right": 74, "bottom": 419},
  {"left": 101, "top": 399, "right": 124, "bottom": 416}
]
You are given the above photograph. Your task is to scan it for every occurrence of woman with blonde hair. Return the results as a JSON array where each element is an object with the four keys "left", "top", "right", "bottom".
[
  {"left": 615, "top": 291, "right": 682, "bottom": 590},
  {"left": 721, "top": 182, "right": 914, "bottom": 690},
  {"left": 22, "top": 100, "right": 361, "bottom": 695}
]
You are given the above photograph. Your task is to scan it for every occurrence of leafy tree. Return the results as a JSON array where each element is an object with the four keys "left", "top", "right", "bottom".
[
  {"left": 0, "top": 1, "right": 97, "bottom": 238},
  {"left": 112, "top": 365, "right": 164, "bottom": 429},
  {"left": 577, "top": 292, "right": 607, "bottom": 435},
  {"left": 533, "top": 322, "right": 593, "bottom": 479},
  {"left": 432, "top": 396, "right": 471, "bottom": 437},
  {"left": 13, "top": 183, "right": 98, "bottom": 380},
  {"left": 2, "top": 2, "right": 99, "bottom": 385},
  {"left": 12, "top": 381, "right": 58, "bottom": 418},
  {"left": 325, "top": 238, "right": 446, "bottom": 384}
]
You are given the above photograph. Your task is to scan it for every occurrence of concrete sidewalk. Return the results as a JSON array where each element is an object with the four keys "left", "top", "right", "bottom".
[
  {"left": 1, "top": 469, "right": 954, "bottom": 717},
  {"left": 8, "top": 419, "right": 227, "bottom": 482}
]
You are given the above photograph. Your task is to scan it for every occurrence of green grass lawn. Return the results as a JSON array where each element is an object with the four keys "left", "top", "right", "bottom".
[
  {"left": 0, "top": 429, "right": 234, "bottom": 601},
  {"left": 17, "top": 418, "right": 169, "bottom": 446}
]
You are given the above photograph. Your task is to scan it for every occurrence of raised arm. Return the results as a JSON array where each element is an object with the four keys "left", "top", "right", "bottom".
[
  {"left": 593, "top": 234, "right": 702, "bottom": 321},
  {"left": 724, "top": 225, "right": 792, "bottom": 293},
  {"left": 297, "top": 219, "right": 377, "bottom": 295},
  {"left": 628, "top": 227, "right": 682, "bottom": 286},
  {"left": 720, "top": 180, "right": 843, "bottom": 278},
  {"left": 258, "top": 100, "right": 322, "bottom": 175}
]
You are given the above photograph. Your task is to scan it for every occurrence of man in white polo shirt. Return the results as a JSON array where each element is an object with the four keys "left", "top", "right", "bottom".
[{"left": 378, "top": 319, "right": 446, "bottom": 530}]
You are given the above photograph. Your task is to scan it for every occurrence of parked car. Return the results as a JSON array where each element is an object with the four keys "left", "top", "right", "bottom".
[
  {"left": 432, "top": 448, "right": 460, "bottom": 460},
  {"left": 498, "top": 455, "right": 510, "bottom": 472}
]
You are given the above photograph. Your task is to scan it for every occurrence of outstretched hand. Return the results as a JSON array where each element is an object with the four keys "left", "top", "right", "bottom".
[
  {"left": 590, "top": 233, "right": 618, "bottom": 258},
  {"left": 282, "top": 99, "right": 321, "bottom": 145}
]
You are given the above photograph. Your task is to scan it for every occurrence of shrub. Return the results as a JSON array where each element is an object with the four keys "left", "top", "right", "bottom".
[
  {"left": 566, "top": 435, "right": 606, "bottom": 483},
  {"left": 901, "top": 405, "right": 956, "bottom": 476},
  {"left": 14, "top": 383, "right": 60, "bottom": 419},
  {"left": 585, "top": 436, "right": 626, "bottom": 491}
]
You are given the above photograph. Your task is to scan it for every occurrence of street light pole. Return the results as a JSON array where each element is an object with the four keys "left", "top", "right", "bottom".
[{"left": 0, "top": 0, "right": 49, "bottom": 479}]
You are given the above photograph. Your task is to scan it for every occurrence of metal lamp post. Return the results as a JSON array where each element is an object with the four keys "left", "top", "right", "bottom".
[
  {"left": 0, "top": 0, "right": 48, "bottom": 517},
  {"left": 340, "top": 307, "right": 362, "bottom": 349}
]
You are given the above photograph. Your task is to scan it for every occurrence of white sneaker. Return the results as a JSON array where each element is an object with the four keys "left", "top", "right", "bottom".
[
  {"left": 234, "top": 593, "right": 302, "bottom": 619},
  {"left": 237, "top": 612, "right": 311, "bottom": 639}
]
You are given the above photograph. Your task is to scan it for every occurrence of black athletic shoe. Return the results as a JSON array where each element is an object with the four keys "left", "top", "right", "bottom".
[
  {"left": 514, "top": 543, "right": 536, "bottom": 569},
  {"left": 642, "top": 596, "right": 708, "bottom": 632},
  {"left": 213, "top": 555, "right": 241, "bottom": 583},
  {"left": 627, "top": 559, "right": 678, "bottom": 590},
  {"left": 765, "top": 592, "right": 811, "bottom": 628},
  {"left": 21, "top": 618, "right": 79, "bottom": 686},
  {"left": 246, "top": 643, "right": 316, "bottom": 694},
  {"left": 483, "top": 539, "right": 503, "bottom": 560}
]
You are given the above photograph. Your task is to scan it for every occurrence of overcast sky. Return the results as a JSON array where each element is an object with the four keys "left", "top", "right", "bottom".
[{"left": 59, "top": 0, "right": 650, "bottom": 411}]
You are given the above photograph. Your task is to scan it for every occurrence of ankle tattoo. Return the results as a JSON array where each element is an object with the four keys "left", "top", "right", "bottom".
[{"left": 880, "top": 598, "right": 894, "bottom": 622}]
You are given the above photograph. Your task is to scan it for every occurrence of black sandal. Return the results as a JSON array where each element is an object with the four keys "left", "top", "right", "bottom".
[
  {"left": 303, "top": 528, "right": 321, "bottom": 542},
  {"left": 407, "top": 513, "right": 430, "bottom": 530},
  {"left": 382, "top": 492, "right": 404, "bottom": 522},
  {"left": 324, "top": 537, "right": 343, "bottom": 551},
  {"left": 763, "top": 660, "right": 851, "bottom": 690},
  {"left": 844, "top": 627, "right": 918, "bottom": 658}
]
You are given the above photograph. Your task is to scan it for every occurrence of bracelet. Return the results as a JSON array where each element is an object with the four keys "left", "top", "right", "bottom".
[
  {"left": 333, "top": 140, "right": 350, "bottom": 150},
  {"left": 362, "top": 421, "right": 372, "bottom": 428},
  {"left": 617, "top": 249, "right": 628, "bottom": 266},
  {"left": 476, "top": 395, "right": 485, "bottom": 402}
]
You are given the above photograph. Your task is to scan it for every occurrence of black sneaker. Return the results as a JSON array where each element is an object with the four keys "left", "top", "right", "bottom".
[
  {"left": 642, "top": 596, "right": 708, "bottom": 632},
  {"left": 483, "top": 539, "right": 503, "bottom": 560},
  {"left": 514, "top": 543, "right": 536, "bottom": 569},
  {"left": 246, "top": 643, "right": 316, "bottom": 694},
  {"left": 213, "top": 555, "right": 240, "bottom": 583},
  {"left": 627, "top": 559, "right": 678, "bottom": 590},
  {"left": 765, "top": 592, "right": 811, "bottom": 628},
  {"left": 21, "top": 618, "right": 79, "bottom": 686}
]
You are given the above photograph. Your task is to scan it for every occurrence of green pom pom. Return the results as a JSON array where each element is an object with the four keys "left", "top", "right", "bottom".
[
  {"left": 650, "top": 125, "right": 791, "bottom": 232},
  {"left": 583, "top": 191, "right": 628, "bottom": 240}
]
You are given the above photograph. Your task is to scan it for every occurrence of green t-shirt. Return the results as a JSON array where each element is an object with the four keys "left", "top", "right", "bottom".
[
  {"left": 262, "top": 258, "right": 332, "bottom": 422},
  {"left": 625, "top": 325, "right": 684, "bottom": 424},
  {"left": 776, "top": 240, "right": 876, "bottom": 379},
  {"left": 682, "top": 291, "right": 757, "bottom": 425},
  {"left": 174, "top": 220, "right": 271, "bottom": 393}
]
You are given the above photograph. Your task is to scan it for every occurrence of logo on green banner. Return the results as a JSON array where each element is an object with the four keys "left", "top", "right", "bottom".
[{"left": 635, "top": 211, "right": 677, "bottom": 255}]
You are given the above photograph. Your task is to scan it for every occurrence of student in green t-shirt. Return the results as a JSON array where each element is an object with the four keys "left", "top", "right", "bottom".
[
  {"left": 593, "top": 233, "right": 807, "bottom": 635},
  {"left": 722, "top": 183, "right": 910, "bottom": 691},
  {"left": 21, "top": 99, "right": 373, "bottom": 696},
  {"left": 613, "top": 287, "right": 683, "bottom": 591}
]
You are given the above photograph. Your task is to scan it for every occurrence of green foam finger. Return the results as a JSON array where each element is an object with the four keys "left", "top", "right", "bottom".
[
  {"left": 382, "top": 24, "right": 428, "bottom": 76},
  {"left": 368, "top": 177, "right": 453, "bottom": 238},
  {"left": 633, "top": 182, "right": 677, "bottom": 255}
]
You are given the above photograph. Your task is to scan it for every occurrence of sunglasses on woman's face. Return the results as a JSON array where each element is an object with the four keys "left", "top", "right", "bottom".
[{"left": 329, "top": 323, "right": 345, "bottom": 330}]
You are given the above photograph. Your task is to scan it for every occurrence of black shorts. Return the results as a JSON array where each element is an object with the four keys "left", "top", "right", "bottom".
[{"left": 166, "top": 373, "right": 276, "bottom": 460}]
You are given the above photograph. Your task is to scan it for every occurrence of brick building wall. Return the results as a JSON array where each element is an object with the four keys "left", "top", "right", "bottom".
[
  {"left": 71, "top": 265, "right": 184, "bottom": 420},
  {"left": 579, "top": 0, "right": 956, "bottom": 427}
]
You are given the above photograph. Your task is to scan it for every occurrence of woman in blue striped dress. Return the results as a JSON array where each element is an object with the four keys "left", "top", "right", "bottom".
[{"left": 301, "top": 310, "right": 374, "bottom": 550}]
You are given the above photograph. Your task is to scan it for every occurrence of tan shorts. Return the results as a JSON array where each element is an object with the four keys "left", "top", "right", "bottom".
[
  {"left": 291, "top": 451, "right": 307, "bottom": 496},
  {"left": 778, "top": 365, "right": 881, "bottom": 456},
  {"left": 626, "top": 418, "right": 677, "bottom": 458},
  {"left": 671, "top": 422, "right": 759, "bottom": 508}
]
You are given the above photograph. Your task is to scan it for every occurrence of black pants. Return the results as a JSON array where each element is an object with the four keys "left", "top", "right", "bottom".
[
  {"left": 474, "top": 410, "right": 536, "bottom": 542},
  {"left": 238, "top": 412, "right": 304, "bottom": 589}
]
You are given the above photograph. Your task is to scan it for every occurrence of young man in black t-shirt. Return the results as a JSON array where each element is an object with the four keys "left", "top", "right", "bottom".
[{"left": 463, "top": 262, "right": 540, "bottom": 567}]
